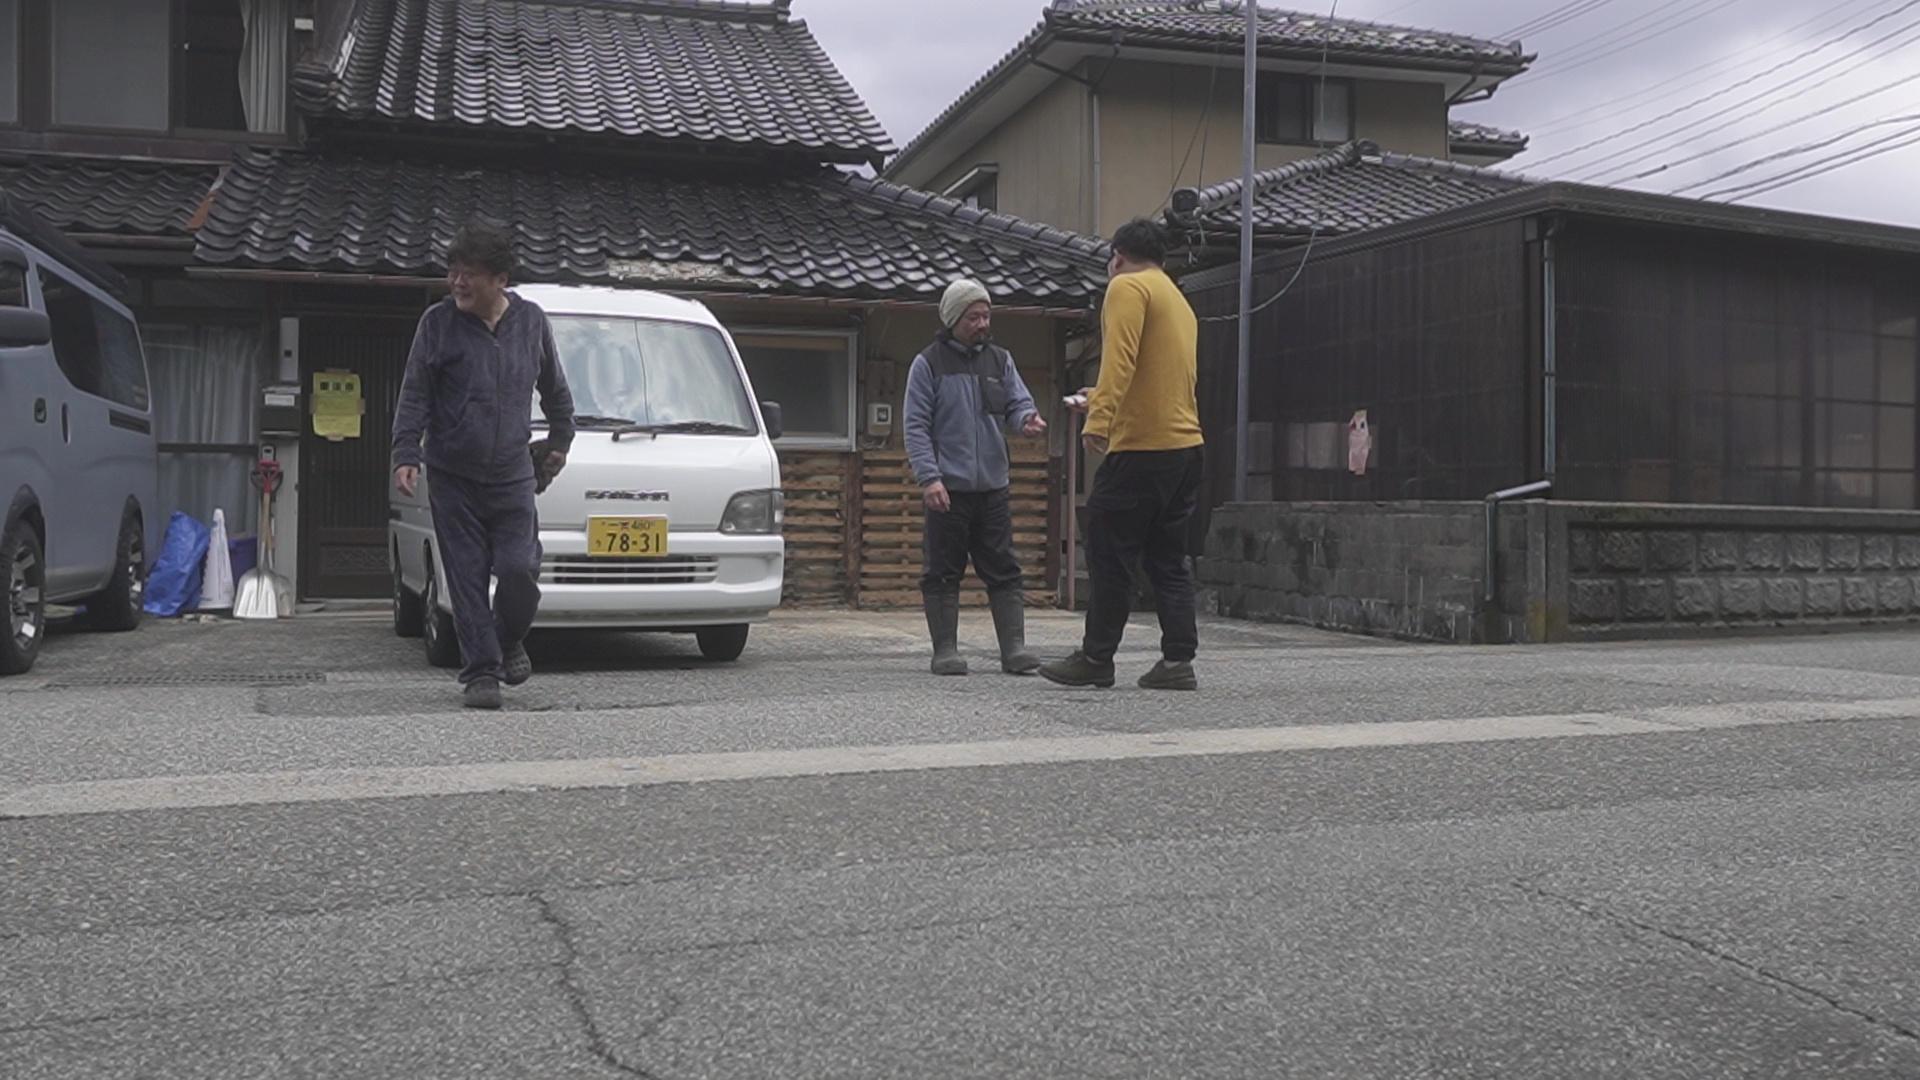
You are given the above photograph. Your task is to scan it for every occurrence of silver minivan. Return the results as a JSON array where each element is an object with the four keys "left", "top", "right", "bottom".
[{"left": 0, "top": 193, "right": 157, "bottom": 675}]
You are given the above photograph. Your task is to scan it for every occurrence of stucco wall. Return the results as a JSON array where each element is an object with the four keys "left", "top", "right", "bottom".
[{"left": 925, "top": 76, "right": 1092, "bottom": 236}]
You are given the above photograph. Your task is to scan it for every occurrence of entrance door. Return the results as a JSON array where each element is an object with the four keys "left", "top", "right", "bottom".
[{"left": 299, "top": 317, "right": 414, "bottom": 598}]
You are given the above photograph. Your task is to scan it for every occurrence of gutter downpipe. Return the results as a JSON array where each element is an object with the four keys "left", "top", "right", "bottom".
[
  {"left": 1481, "top": 223, "right": 1560, "bottom": 604},
  {"left": 1234, "top": 0, "right": 1256, "bottom": 503},
  {"left": 1483, "top": 481, "right": 1551, "bottom": 604}
]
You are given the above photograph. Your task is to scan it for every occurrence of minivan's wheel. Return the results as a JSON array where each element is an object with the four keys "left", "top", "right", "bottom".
[
  {"left": 696, "top": 624, "right": 750, "bottom": 662},
  {"left": 2, "top": 520, "right": 46, "bottom": 676},
  {"left": 422, "top": 566, "right": 461, "bottom": 669},
  {"left": 393, "top": 551, "right": 424, "bottom": 638},
  {"left": 83, "top": 512, "right": 145, "bottom": 632}
]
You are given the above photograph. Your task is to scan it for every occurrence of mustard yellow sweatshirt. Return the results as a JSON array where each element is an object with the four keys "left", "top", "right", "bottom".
[{"left": 1084, "top": 267, "right": 1204, "bottom": 452}]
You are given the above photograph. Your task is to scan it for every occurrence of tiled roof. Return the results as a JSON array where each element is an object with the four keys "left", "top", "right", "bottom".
[
  {"left": 194, "top": 149, "right": 1108, "bottom": 308},
  {"left": 1048, "top": 1, "right": 1529, "bottom": 68},
  {"left": 296, "top": 0, "right": 893, "bottom": 163},
  {"left": 1449, "top": 119, "right": 1529, "bottom": 155},
  {"left": 889, "top": 1, "right": 1530, "bottom": 176},
  {"left": 0, "top": 158, "right": 221, "bottom": 238},
  {"left": 1171, "top": 140, "right": 1534, "bottom": 240}
]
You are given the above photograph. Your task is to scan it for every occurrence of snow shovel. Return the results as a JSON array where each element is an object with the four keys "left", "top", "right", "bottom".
[{"left": 235, "top": 459, "right": 289, "bottom": 620}]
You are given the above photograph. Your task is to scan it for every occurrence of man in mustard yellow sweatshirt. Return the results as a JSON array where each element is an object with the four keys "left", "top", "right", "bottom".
[{"left": 1041, "top": 219, "right": 1205, "bottom": 691}]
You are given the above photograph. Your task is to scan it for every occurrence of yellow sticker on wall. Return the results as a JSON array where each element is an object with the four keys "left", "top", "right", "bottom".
[{"left": 312, "top": 370, "right": 363, "bottom": 441}]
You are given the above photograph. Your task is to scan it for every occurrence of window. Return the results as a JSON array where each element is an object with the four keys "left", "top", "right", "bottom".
[
  {"left": 0, "top": 0, "right": 17, "bottom": 124},
  {"left": 38, "top": 268, "right": 149, "bottom": 410},
  {"left": 0, "top": 261, "right": 25, "bottom": 307},
  {"left": 963, "top": 177, "right": 997, "bottom": 213},
  {"left": 1257, "top": 74, "right": 1352, "bottom": 145},
  {"left": 41, "top": 0, "right": 286, "bottom": 135},
  {"left": 732, "top": 331, "right": 857, "bottom": 448},
  {"left": 942, "top": 166, "right": 1000, "bottom": 214},
  {"left": 543, "top": 317, "right": 758, "bottom": 431}
]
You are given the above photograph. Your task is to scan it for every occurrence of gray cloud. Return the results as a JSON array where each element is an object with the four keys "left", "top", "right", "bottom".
[{"left": 797, "top": 0, "right": 1920, "bottom": 227}]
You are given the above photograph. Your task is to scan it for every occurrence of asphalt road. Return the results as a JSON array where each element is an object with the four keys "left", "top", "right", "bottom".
[{"left": 5, "top": 608, "right": 1920, "bottom": 1078}]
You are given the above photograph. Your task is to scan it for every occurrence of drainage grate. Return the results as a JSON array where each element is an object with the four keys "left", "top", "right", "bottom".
[{"left": 43, "top": 672, "right": 327, "bottom": 689}]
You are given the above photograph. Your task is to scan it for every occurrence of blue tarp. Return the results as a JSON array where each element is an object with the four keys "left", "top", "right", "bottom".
[{"left": 143, "top": 512, "right": 210, "bottom": 618}]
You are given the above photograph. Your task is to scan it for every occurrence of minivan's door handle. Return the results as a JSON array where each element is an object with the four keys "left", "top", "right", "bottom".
[
  {"left": 60, "top": 403, "right": 69, "bottom": 443},
  {"left": 33, "top": 397, "right": 45, "bottom": 423}
]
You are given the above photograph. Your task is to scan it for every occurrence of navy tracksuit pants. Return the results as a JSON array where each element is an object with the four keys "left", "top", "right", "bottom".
[{"left": 428, "top": 469, "right": 542, "bottom": 685}]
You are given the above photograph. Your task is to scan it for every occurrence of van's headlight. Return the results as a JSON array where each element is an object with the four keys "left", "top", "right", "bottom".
[{"left": 720, "top": 489, "right": 784, "bottom": 535}]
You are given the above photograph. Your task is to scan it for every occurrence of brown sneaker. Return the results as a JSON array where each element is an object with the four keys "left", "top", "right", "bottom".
[{"left": 1138, "top": 660, "right": 1198, "bottom": 691}]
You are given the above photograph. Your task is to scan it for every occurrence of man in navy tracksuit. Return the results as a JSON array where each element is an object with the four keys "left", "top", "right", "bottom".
[
  {"left": 392, "top": 221, "right": 575, "bottom": 710},
  {"left": 904, "top": 278, "right": 1048, "bottom": 676}
]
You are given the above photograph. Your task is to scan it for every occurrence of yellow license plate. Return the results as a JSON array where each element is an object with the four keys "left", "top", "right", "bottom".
[{"left": 586, "top": 516, "right": 669, "bottom": 558}]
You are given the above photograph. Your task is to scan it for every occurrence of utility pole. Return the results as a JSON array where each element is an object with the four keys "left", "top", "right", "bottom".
[{"left": 1234, "top": 0, "right": 1257, "bottom": 502}]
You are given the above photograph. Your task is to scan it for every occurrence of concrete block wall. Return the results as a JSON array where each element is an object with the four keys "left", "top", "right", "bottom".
[
  {"left": 1199, "top": 502, "right": 1539, "bottom": 644},
  {"left": 1200, "top": 500, "right": 1920, "bottom": 644},
  {"left": 1552, "top": 504, "right": 1920, "bottom": 640}
]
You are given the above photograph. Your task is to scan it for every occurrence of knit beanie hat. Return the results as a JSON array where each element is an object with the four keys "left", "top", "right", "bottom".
[{"left": 940, "top": 278, "right": 991, "bottom": 328}]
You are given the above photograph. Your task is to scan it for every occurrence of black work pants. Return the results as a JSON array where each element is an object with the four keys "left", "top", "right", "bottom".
[
  {"left": 429, "top": 469, "right": 543, "bottom": 685},
  {"left": 921, "top": 487, "right": 1023, "bottom": 597},
  {"left": 1082, "top": 447, "right": 1203, "bottom": 664}
]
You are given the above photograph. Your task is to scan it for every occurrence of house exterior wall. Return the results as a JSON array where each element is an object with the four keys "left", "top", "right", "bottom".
[{"left": 925, "top": 76, "right": 1092, "bottom": 235}]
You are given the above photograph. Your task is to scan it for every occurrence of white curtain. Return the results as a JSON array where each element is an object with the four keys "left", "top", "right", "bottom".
[
  {"left": 238, "top": 0, "right": 288, "bottom": 135},
  {"left": 145, "top": 324, "right": 271, "bottom": 537}
]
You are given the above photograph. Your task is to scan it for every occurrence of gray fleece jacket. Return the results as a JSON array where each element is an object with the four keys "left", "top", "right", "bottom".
[{"left": 903, "top": 332, "right": 1038, "bottom": 493}]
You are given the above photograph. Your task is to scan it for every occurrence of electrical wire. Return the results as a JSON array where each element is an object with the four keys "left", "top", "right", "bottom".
[
  {"left": 1503, "top": 0, "right": 1743, "bottom": 89},
  {"left": 1197, "top": 0, "right": 1339, "bottom": 326},
  {"left": 1500, "top": 0, "right": 1616, "bottom": 42},
  {"left": 1713, "top": 122, "right": 1920, "bottom": 200},
  {"left": 1674, "top": 112, "right": 1920, "bottom": 194},
  {"left": 1526, "top": 0, "right": 1920, "bottom": 170},
  {"left": 1598, "top": 59, "right": 1920, "bottom": 186},
  {"left": 1526, "top": 0, "right": 1889, "bottom": 137}
]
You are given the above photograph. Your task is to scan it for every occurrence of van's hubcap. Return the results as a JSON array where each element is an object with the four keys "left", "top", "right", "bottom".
[
  {"left": 126, "top": 533, "right": 145, "bottom": 611},
  {"left": 9, "top": 547, "right": 41, "bottom": 648},
  {"left": 424, "top": 576, "right": 440, "bottom": 650}
]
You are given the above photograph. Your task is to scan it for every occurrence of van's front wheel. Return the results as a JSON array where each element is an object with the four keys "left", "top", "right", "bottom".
[
  {"left": 696, "top": 624, "right": 749, "bottom": 662},
  {"left": 2, "top": 520, "right": 46, "bottom": 676},
  {"left": 422, "top": 567, "right": 461, "bottom": 669}
]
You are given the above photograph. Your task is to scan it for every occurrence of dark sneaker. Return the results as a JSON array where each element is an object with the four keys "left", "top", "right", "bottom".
[
  {"left": 463, "top": 677, "right": 503, "bottom": 710},
  {"left": 503, "top": 641, "right": 533, "bottom": 686},
  {"left": 1138, "top": 660, "right": 1198, "bottom": 691},
  {"left": 1038, "top": 651, "right": 1116, "bottom": 689}
]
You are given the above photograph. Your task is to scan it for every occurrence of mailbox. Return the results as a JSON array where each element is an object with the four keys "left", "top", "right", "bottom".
[{"left": 260, "top": 383, "right": 303, "bottom": 437}]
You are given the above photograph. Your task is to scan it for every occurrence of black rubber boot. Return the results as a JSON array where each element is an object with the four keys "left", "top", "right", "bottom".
[
  {"left": 989, "top": 590, "right": 1041, "bottom": 675},
  {"left": 924, "top": 591, "right": 969, "bottom": 676}
]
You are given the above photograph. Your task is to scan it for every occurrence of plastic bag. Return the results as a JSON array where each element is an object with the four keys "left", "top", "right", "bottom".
[
  {"left": 199, "top": 509, "right": 234, "bottom": 611},
  {"left": 143, "top": 511, "right": 211, "bottom": 618}
]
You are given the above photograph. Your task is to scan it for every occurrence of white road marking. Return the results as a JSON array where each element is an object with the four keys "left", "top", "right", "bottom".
[{"left": 4, "top": 695, "right": 1918, "bottom": 820}]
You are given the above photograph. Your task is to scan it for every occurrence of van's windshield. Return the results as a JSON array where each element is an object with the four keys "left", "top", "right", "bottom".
[{"left": 537, "top": 316, "right": 758, "bottom": 433}]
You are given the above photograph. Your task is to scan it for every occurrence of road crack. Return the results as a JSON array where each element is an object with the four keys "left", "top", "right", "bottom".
[
  {"left": 1520, "top": 882, "right": 1920, "bottom": 1045},
  {"left": 531, "top": 892, "right": 674, "bottom": 1079}
]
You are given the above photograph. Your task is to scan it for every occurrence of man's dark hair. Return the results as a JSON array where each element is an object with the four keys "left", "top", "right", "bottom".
[
  {"left": 447, "top": 219, "right": 515, "bottom": 277},
  {"left": 1110, "top": 218, "right": 1168, "bottom": 266}
]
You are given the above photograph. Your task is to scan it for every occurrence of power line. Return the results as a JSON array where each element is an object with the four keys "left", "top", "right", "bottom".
[
  {"left": 1503, "top": 0, "right": 1743, "bottom": 89},
  {"left": 1675, "top": 112, "right": 1920, "bottom": 194},
  {"left": 1713, "top": 122, "right": 1920, "bottom": 201},
  {"left": 1526, "top": 0, "right": 1889, "bottom": 137},
  {"left": 1591, "top": 46, "right": 1920, "bottom": 187},
  {"left": 1500, "top": 0, "right": 1617, "bottom": 42},
  {"left": 1573, "top": 16, "right": 1920, "bottom": 183},
  {"left": 1526, "top": 0, "right": 1920, "bottom": 170}
]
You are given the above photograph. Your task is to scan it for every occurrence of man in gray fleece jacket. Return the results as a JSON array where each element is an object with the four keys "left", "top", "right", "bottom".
[{"left": 905, "top": 279, "right": 1048, "bottom": 676}]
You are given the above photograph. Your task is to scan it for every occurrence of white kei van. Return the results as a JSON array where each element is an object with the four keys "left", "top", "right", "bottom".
[
  {"left": 389, "top": 285, "right": 785, "bottom": 666},
  {"left": 0, "top": 192, "right": 157, "bottom": 676}
]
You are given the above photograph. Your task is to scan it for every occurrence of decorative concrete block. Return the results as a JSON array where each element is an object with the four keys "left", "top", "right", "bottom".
[
  {"left": 1649, "top": 533, "right": 1696, "bottom": 572},
  {"left": 1570, "top": 579, "right": 1620, "bottom": 623},
  {"left": 1622, "top": 578, "right": 1671, "bottom": 622},
  {"left": 1719, "top": 578, "right": 1763, "bottom": 618},
  {"left": 1764, "top": 579, "right": 1803, "bottom": 618},
  {"left": 1741, "top": 534, "right": 1784, "bottom": 571},
  {"left": 1698, "top": 533, "right": 1741, "bottom": 570},
  {"left": 1569, "top": 529, "right": 1596, "bottom": 572},
  {"left": 1600, "top": 531, "right": 1646, "bottom": 571},
  {"left": 1879, "top": 576, "right": 1914, "bottom": 613},
  {"left": 1805, "top": 578, "right": 1844, "bottom": 616},
  {"left": 1844, "top": 577, "right": 1877, "bottom": 614},
  {"left": 1672, "top": 578, "right": 1716, "bottom": 620},
  {"left": 1864, "top": 535, "right": 1895, "bottom": 570},
  {"left": 1899, "top": 536, "right": 1920, "bottom": 570},
  {"left": 1787, "top": 534, "right": 1824, "bottom": 571},
  {"left": 1827, "top": 535, "right": 1862, "bottom": 571}
]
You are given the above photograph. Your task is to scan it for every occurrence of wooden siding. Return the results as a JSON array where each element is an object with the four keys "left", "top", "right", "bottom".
[
  {"left": 779, "top": 450, "right": 852, "bottom": 607},
  {"left": 856, "top": 449, "right": 1055, "bottom": 609}
]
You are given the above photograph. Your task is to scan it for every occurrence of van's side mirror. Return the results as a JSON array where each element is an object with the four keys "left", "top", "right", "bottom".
[
  {"left": 0, "top": 308, "right": 51, "bottom": 349},
  {"left": 759, "top": 400, "right": 783, "bottom": 441}
]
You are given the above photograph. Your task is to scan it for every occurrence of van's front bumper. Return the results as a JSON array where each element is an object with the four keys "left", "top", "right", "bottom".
[{"left": 529, "top": 531, "right": 784, "bottom": 629}]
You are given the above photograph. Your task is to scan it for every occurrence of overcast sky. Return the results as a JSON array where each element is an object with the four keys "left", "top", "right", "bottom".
[{"left": 796, "top": 0, "right": 1920, "bottom": 229}]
